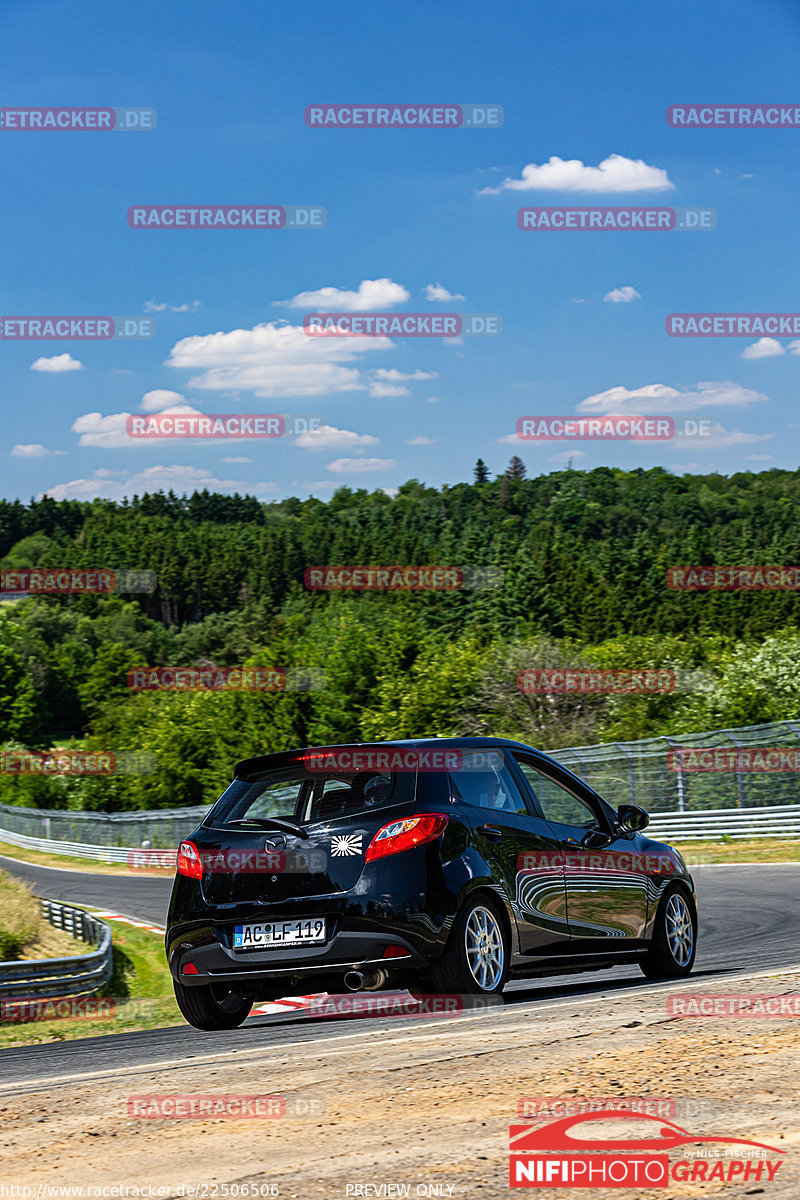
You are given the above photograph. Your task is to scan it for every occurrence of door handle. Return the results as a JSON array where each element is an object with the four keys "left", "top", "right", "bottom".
[{"left": 477, "top": 824, "right": 504, "bottom": 841}]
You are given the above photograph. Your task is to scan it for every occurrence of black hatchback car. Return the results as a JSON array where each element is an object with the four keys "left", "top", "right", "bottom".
[{"left": 166, "top": 738, "right": 697, "bottom": 1029}]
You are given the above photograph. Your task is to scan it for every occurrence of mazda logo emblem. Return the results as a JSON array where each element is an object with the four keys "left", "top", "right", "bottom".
[{"left": 264, "top": 833, "right": 287, "bottom": 851}]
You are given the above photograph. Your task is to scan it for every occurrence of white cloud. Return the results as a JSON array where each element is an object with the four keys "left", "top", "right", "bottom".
[
  {"left": 274, "top": 278, "right": 409, "bottom": 312},
  {"left": 682, "top": 426, "right": 773, "bottom": 449},
  {"left": 368, "top": 370, "right": 437, "bottom": 398},
  {"left": 424, "top": 283, "right": 465, "bottom": 302},
  {"left": 741, "top": 338, "right": 784, "bottom": 359},
  {"left": 12, "top": 444, "right": 50, "bottom": 457},
  {"left": 326, "top": 457, "right": 397, "bottom": 474},
  {"left": 788, "top": 341, "right": 800, "bottom": 356},
  {"left": 604, "top": 286, "right": 641, "bottom": 304},
  {"left": 570, "top": 298, "right": 587, "bottom": 305},
  {"left": 479, "top": 154, "right": 674, "bottom": 195},
  {"left": 372, "top": 368, "right": 439, "bottom": 382},
  {"left": 405, "top": 436, "right": 437, "bottom": 445},
  {"left": 165, "top": 320, "right": 392, "bottom": 398},
  {"left": 295, "top": 424, "right": 379, "bottom": 452},
  {"left": 144, "top": 300, "right": 200, "bottom": 313},
  {"left": 369, "top": 383, "right": 410, "bottom": 398},
  {"left": 30, "top": 353, "right": 82, "bottom": 373},
  {"left": 71, "top": 405, "right": 202, "bottom": 449},
  {"left": 222, "top": 456, "right": 252, "bottom": 463},
  {"left": 745, "top": 454, "right": 773, "bottom": 461},
  {"left": 140, "top": 389, "right": 188, "bottom": 412},
  {"left": 497, "top": 433, "right": 524, "bottom": 444},
  {"left": 577, "top": 381, "right": 767, "bottom": 415},
  {"left": 383, "top": 487, "right": 399, "bottom": 498},
  {"left": 427, "top": 395, "right": 443, "bottom": 404},
  {"left": 43, "top": 465, "right": 276, "bottom": 502}
]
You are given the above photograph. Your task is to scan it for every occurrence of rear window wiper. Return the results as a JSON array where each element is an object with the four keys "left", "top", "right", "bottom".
[{"left": 225, "top": 817, "right": 309, "bottom": 840}]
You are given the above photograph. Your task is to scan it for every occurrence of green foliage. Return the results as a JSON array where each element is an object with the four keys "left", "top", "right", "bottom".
[{"left": 1, "top": 469, "right": 798, "bottom": 810}]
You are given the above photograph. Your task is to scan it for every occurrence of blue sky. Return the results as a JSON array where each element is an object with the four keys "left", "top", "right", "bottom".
[{"left": 2, "top": 0, "right": 800, "bottom": 502}]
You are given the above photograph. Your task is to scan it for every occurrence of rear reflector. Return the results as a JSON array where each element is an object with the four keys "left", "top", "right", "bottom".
[
  {"left": 181, "top": 963, "right": 200, "bottom": 976},
  {"left": 365, "top": 814, "right": 449, "bottom": 862},
  {"left": 382, "top": 945, "right": 409, "bottom": 959}
]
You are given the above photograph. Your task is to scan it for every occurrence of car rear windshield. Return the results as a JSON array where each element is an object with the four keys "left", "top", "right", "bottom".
[{"left": 205, "top": 760, "right": 416, "bottom": 829}]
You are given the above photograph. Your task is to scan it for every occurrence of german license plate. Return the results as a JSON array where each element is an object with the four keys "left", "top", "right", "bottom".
[{"left": 233, "top": 918, "right": 326, "bottom": 950}]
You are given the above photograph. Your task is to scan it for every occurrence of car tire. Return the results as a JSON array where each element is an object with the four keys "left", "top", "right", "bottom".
[
  {"left": 639, "top": 886, "right": 697, "bottom": 980},
  {"left": 415, "top": 894, "right": 510, "bottom": 996},
  {"left": 173, "top": 980, "right": 254, "bottom": 1030}
]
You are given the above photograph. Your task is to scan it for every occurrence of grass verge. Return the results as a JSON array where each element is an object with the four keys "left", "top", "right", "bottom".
[
  {"left": 0, "top": 917, "right": 180, "bottom": 1048},
  {"left": 673, "top": 837, "right": 800, "bottom": 864}
]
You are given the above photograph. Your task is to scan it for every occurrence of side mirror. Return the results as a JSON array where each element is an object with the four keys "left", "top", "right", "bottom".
[{"left": 617, "top": 804, "right": 650, "bottom": 832}]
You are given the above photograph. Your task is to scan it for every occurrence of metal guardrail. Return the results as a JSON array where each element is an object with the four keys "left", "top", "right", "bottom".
[
  {"left": 646, "top": 804, "right": 800, "bottom": 840},
  {"left": 0, "top": 901, "right": 113, "bottom": 998},
  {"left": 2, "top": 720, "right": 800, "bottom": 859}
]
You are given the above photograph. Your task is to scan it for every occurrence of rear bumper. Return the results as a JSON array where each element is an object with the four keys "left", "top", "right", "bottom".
[
  {"left": 167, "top": 926, "right": 424, "bottom": 984},
  {"left": 168, "top": 926, "right": 426, "bottom": 987}
]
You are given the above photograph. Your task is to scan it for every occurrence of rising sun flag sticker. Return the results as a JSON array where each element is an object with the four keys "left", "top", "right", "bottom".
[{"left": 331, "top": 834, "right": 363, "bottom": 857}]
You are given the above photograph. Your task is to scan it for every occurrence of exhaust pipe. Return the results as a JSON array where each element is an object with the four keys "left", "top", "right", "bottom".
[{"left": 343, "top": 968, "right": 389, "bottom": 992}]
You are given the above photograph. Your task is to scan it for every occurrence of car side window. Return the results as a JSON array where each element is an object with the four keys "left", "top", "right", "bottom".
[
  {"left": 515, "top": 757, "right": 599, "bottom": 828},
  {"left": 449, "top": 755, "right": 529, "bottom": 815}
]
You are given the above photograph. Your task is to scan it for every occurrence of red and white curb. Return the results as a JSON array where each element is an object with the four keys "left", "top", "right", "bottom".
[
  {"left": 252, "top": 995, "right": 320, "bottom": 1015},
  {"left": 91, "top": 910, "right": 166, "bottom": 936}
]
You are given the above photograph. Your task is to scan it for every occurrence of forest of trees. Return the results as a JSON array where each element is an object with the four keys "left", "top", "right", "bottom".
[{"left": 3, "top": 462, "right": 800, "bottom": 810}]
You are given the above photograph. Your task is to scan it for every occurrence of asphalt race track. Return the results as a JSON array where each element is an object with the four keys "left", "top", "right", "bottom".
[
  {"left": 1, "top": 857, "right": 798, "bottom": 1088},
  {"left": 0, "top": 853, "right": 173, "bottom": 927}
]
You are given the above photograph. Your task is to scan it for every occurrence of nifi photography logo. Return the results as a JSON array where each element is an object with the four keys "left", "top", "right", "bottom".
[{"left": 508, "top": 1109, "right": 785, "bottom": 1187}]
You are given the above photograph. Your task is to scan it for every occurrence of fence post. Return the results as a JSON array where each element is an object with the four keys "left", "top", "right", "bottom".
[
  {"left": 662, "top": 737, "right": 686, "bottom": 812},
  {"left": 722, "top": 730, "right": 745, "bottom": 809},
  {"left": 614, "top": 744, "right": 636, "bottom": 807}
]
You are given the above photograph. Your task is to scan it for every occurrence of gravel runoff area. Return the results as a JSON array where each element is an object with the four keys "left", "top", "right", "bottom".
[{"left": 0, "top": 964, "right": 797, "bottom": 1199}]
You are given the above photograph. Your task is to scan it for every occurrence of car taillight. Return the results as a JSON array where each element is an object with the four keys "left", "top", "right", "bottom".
[
  {"left": 365, "top": 814, "right": 448, "bottom": 863},
  {"left": 176, "top": 840, "right": 203, "bottom": 879}
]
